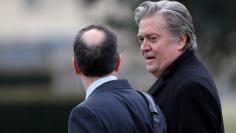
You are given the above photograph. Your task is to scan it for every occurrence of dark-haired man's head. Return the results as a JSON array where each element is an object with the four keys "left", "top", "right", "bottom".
[{"left": 73, "top": 25, "right": 120, "bottom": 77}]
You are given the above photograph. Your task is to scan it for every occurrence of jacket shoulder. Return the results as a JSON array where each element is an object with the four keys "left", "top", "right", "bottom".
[{"left": 68, "top": 103, "right": 105, "bottom": 133}]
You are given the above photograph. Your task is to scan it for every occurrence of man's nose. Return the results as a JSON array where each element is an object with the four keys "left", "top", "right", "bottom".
[{"left": 140, "top": 39, "right": 151, "bottom": 51}]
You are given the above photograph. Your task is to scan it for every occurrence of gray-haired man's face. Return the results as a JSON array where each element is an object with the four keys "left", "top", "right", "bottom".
[{"left": 137, "top": 14, "right": 185, "bottom": 77}]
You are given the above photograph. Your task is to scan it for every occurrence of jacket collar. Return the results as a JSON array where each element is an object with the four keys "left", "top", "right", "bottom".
[
  {"left": 85, "top": 76, "right": 117, "bottom": 99},
  {"left": 88, "top": 79, "right": 132, "bottom": 98},
  {"left": 148, "top": 51, "right": 194, "bottom": 95}
]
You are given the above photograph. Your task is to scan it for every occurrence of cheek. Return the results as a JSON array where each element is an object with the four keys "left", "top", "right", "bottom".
[{"left": 152, "top": 45, "right": 162, "bottom": 54}]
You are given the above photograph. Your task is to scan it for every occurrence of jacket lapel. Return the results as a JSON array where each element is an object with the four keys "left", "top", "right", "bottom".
[
  {"left": 148, "top": 51, "right": 194, "bottom": 96},
  {"left": 148, "top": 76, "right": 165, "bottom": 95}
]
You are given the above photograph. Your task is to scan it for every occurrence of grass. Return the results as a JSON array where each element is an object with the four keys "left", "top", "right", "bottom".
[
  {"left": 225, "top": 119, "right": 236, "bottom": 133},
  {"left": 222, "top": 96, "right": 236, "bottom": 133}
]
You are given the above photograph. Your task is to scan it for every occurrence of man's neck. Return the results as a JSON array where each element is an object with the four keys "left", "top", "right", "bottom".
[
  {"left": 82, "top": 76, "right": 101, "bottom": 89},
  {"left": 81, "top": 72, "right": 117, "bottom": 90},
  {"left": 84, "top": 75, "right": 118, "bottom": 99}
]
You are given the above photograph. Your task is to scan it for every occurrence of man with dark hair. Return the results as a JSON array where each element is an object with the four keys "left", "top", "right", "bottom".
[
  {"left": 135, "top": 0, "right": 224, "bottom": 133},
  {"left": 68, "top": 25, "right": 154, "bottom": 133}
]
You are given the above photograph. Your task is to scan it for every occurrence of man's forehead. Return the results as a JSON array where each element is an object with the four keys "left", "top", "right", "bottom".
[
  {"left": 138, "top": 14, "right": 166, "bottom": 32},
  {"left": 137, "top": 26, "right": 165, "bottom": 38},
  {"left": 82, "top": 29, "right": 105, "bottom": 46},
  {"left": 137, "top": 22, "right": 166, "bottom": 38}
]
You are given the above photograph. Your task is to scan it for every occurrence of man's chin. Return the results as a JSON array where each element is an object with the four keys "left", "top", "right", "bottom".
[
  {"left": 146, "top": 66, "right": 155, "bottom": 73},
  {"left": 146, "top": 66, "right": 160, "bottom": 76}
]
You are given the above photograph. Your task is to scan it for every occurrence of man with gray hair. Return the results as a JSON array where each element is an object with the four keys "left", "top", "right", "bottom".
[{"left": 135, "top": 0, "right": 224, "bottom": 133}]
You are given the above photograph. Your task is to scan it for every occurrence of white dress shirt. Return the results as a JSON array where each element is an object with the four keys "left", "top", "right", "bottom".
[{"left": 85, "top": 75, "right": 117, "bottom": 99}]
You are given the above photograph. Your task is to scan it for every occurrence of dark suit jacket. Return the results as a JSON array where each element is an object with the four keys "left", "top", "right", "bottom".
[
  {"left": 148, "top": 51, "right": 224, "bottom": 133},
  {"left": 68, "top": 79, "right": 153, "bottom": 133}
]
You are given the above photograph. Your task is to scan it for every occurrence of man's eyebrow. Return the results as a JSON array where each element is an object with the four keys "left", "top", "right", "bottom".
[
  {"left": 138, "top": 33, "right": 160, "bottom": 38},
  {"left": 137, "top": 34, "right": 142, "bottom": 38}
]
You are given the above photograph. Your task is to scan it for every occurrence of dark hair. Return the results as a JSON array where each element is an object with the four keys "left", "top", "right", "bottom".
[{"left": 73, "top": 25, "right": 118, "bottom": 77}]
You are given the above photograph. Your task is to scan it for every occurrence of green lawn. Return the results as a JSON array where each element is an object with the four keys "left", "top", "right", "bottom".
[
  {"left": 222, "top": 96, "right": 236, "bottom": 133},
  {"left": 224, "top": 118, "right": 236, "bottom": 133}
]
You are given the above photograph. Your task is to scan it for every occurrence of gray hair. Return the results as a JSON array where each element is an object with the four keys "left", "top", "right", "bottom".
[{"left": 134, "top": 0, "right": 197, "bottom": 51}]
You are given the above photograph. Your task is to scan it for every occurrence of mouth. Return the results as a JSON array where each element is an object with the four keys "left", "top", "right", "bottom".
[
  {"left": 145, "top": 56, "right": 156, "bottom": 63},
  {"left": 146, "top": 56, "right": 155, "bottom": 60},
  {"left": 143, "top": 52, "right": 156, "bottom": 63}
]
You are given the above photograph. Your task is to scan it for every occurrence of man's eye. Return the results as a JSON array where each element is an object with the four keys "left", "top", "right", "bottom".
[
  {"left": 138, "top": 38, "right": 144, "bottom": 44},
  {"left": 148, "top": 37, "right": 158, "bottom": 42}
]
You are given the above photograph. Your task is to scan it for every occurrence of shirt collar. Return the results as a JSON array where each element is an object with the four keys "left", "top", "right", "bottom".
[{"left": 85, "top": 75, "right": 117, "bottom": 99}]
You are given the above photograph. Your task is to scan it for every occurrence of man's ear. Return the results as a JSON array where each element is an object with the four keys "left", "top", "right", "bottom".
[
  {"left": 72, "top": 56, "right": 80, "bottom": 75},
  {"left": 177, "top": 34, "right": 187, "bottom": 51},
  {"left": 114, "top": 54, "right": 121, "bottom": 72}
]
